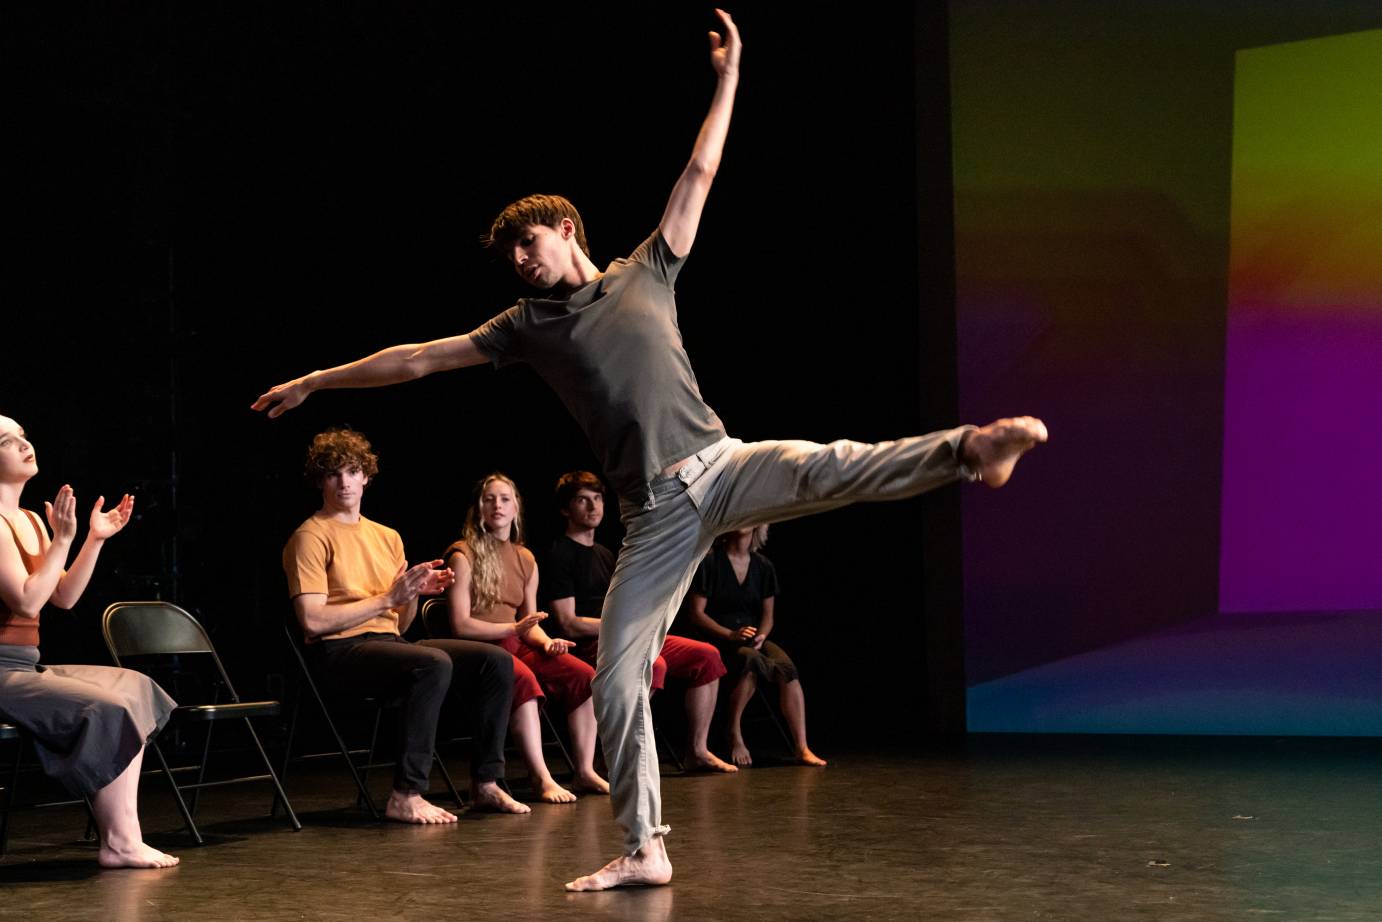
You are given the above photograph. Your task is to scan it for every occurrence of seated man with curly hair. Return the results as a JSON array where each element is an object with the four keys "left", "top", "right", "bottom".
[{"left": 282, "top": 427, "right": 525, "bottom": 821}]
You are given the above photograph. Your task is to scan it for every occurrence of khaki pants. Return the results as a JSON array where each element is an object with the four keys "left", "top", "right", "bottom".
[{"left": 595, "top": 428, "right": 972, "bottom": 854}]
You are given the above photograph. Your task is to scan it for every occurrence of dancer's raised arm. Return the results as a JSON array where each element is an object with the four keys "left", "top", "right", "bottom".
[
  {"left": 659, "top": 8, "right": 741, "bottom": 258},
  {"left": 251, "top": 332, "right": 487, "bottom": 418}
]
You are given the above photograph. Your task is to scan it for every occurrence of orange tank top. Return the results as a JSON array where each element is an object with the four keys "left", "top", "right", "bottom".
[{"left": 0, "top": 510, "right": 45, "bottom": 646}]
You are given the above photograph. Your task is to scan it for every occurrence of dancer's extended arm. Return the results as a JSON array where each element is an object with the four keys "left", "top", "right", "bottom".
[
  {"left": 659, "top": 8, "right": 742, "bottom": 258},
  {"left": 251, "top": 333, "right": 487, "bottom": 418}
]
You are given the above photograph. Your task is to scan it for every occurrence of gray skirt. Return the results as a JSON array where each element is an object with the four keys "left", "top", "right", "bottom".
[{"left": 0, "top": 644, "right": 175, "bottom": 797}]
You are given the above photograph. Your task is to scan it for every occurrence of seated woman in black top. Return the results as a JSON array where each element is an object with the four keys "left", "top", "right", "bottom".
[{"left": 688, "top": 526, "right": 825, "bottom": 768}]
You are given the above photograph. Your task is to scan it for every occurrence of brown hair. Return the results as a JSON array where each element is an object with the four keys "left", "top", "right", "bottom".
[
  {"left": 304, "top": 428, "right": 379, "bottom": 486},
  {"left": 486, "top": 194, "right": 590, "bottom": 258},
  {"left": 554, "top": 470, "right": 605, "bottom": 512}
]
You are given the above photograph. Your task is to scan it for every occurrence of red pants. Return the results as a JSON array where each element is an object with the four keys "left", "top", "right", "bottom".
[
  {"left": 576, "top": 634, "right": 725, "bottom": 692},
  {"left": 497, "top": 635, "right": 593, "bottom": 715}
]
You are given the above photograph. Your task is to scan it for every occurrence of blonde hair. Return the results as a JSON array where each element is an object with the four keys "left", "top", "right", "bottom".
[{"left": 462, "top": 473, "right": 525, "bottom": 609}]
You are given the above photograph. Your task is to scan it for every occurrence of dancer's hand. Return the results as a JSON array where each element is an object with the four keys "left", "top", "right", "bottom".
[
  {"left": 544, "top": 638, "right": 573, "bottom": 657},
  {"left": 751, "top": 633, "right": 767, "bottom": 650},
  {"left": 88, "top": 494, "right": 135, "bottom": 541},
  {"left": 734, "top": 625, "right": 757, "bottom": 642},
  {"left": 708, "top": 8, "right": 742, "bottom": 81},
  {"left": 251, "top": 373, "right": 316, "bottom": 418},
  {"left": 43, "top": 485, "right": 78, "bottom": 545},
  {"left": 514, "top": 612, "right": 546, "bottom": 637}
]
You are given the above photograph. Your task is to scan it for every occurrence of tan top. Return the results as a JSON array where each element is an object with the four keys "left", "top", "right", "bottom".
[
  {"left": 444, "top": 538, "right": 532, "bottom": 624},
  {"left": 283, "top": 513, "right": 405, "bottom": 642},
  {"left": 0, "top": 510, "right": 44, "bottom": 646}
]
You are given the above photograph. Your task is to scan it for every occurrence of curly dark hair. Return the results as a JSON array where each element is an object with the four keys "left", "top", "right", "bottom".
[
  {"left": 485, "top": 193, "right": 590, "bottom": 259},
  {"left": 304, "top": 427, "right": 379, "bottom": 486}
]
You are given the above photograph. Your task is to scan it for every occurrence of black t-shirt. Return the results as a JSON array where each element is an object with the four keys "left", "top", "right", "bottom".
[
  {"left": 541, "top": 536, "right": 616, "bottom": 627},
  {"left": 691, "top": 547, "right": 779, "bottom": 632}
]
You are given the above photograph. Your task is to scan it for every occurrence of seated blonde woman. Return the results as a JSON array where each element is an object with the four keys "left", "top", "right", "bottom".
[
  {"left": 0, "top": 414, "right": 178, "bottom": 868},
  {"left": 441, "top": 473, "right": 608, "bottom": 801}
]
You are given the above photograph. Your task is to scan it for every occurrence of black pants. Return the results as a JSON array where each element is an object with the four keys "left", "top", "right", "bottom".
[{"left": 310, "top": 633, "right": 513, "bottom": 792}]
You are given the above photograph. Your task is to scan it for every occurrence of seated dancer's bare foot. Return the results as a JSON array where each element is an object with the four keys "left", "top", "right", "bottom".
[
  {"left": 961, "top": 416, "right": 1048, "bottom": 488},
  {"left": 384, "top": 790, "right": 458, "bottom": 824},
  {"left": 97, "top": 839, "right": 179, "bottom": 869},
  {"left": 795, "top": 747, "right": 828, "bottom": 767},
  {"left": 573, "top": 771, "right": 610, "bottom": 795},
  {"left": 565, "top": 836, "right": 673, "bottom": 892},
  {"left": 686, "top": 748, "right": 738, "bottom": 773},
  {"left": 729, "top": 738, "right": 753, "bottom": 767},
  {"left": 471, "top": 781, "right": 532, "bottom": 814},
  {"left": 538, "top": 779, "right": 578, "bottom": 804}
]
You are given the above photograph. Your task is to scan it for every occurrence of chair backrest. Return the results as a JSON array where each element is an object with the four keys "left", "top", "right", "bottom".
[
  {"left": 104, "top": 601, "right": 247, "bottom": 703},
  {"left": 103, "top": 601, "right": 215, "bottom": 659},
  {"left": 419, "top": 597, "right": 448, "bottom": 640}
]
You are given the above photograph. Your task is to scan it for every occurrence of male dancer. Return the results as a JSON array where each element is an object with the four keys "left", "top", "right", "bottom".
[
  {"left": 542, "top": 470, "right": 734, "bottom": 773},
  {"left": 255, "top": 10, "right": 1047, "bottom": 889},
  {"left": 283, "top": 427, "right": 526, "bottom": 821}
]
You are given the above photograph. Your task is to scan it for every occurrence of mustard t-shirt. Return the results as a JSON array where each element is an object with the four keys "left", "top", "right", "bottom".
[{"left": 283, "top": 513, "right": 405, "bottom": 642}]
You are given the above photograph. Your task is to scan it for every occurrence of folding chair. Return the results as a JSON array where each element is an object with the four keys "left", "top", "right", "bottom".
[
  {"left": 276, "top": 621, "right": 464, "bottom": 820},
  {"left": 102, "top": 601, "right": 301, "bottom": 845},
  {"left": 419, "top": 598, "right": 577, "bottom": 779}
]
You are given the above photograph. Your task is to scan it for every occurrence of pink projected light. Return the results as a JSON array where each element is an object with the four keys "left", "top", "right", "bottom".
[{"left": 1220, "top": 29, "right": 1382, "bottom": 612}]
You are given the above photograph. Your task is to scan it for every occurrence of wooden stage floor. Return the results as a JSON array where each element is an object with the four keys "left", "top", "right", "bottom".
[{"left": 2, "top": 737, "right": 1380, "bottom": 921}]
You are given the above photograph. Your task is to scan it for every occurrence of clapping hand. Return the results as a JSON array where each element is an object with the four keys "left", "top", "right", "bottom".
[
  {"left": 88, "top": 494, "right": 135, "bottom": 540},
  {"left": 43, "top": 485, "right": 79, "bottom": 545},
  {"left": 388, "top": 560, "right": 455, "bottom": 607}
]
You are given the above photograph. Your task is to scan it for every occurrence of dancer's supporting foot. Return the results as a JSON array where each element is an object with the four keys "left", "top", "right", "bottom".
[
  {"left": 471, "top": 781, "right": 532, "bottom": 814},
  {"left": 385, "top": 789, "right": 458, "bottom": 824},
  {"left": 795, "top": 747, "right": 827, "bottom": 767},
  {"left": 572, "top": 771, "right": 611, "bottom": 795},
  {"left": 685, "top": 748, "right": 738, "bottom": 773},
  {"left": 961, "top": 416, "right": 1048, "bottom": 488},
  {"left": 565, "top": 834, "right": 673, "bottom": 891},
  {"left": 728, "top": 736, "right": 753, "bottom": 767}
]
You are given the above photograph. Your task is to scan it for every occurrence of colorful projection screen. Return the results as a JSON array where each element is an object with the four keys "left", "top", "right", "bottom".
[{"left": 953, "top": 4, "right": 1382, "bottom": 735}]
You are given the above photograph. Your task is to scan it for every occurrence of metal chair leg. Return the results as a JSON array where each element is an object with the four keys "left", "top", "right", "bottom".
[
  {"left": 241, "top": 719, "right": 301, "bottom": 831},
  {"left": 149, "top": 739, "right": 203, "bottom": 845},
  {"left": 1, "top": 734, "right": 23, "bottom": 858}
]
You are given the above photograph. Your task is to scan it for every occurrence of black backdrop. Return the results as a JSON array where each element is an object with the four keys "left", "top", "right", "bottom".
[{"left": 5, "top": 2, "right": 961, "bottom": 746}]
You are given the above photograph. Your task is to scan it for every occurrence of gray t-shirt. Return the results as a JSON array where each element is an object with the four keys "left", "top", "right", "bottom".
[{"left": 469, "top": 231, "right": 726, "bottom": 500}]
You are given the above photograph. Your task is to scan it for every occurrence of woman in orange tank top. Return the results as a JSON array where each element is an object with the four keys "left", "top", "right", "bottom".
[
  {"left": 0, "top": 414, "right": 178, "bottom": 868},
  {"left": 441, "top": 473, "right": 610, "bottom": 802}
]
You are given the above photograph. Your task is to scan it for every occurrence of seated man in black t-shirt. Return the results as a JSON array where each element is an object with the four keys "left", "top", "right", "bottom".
[{"left": 542, "top": 471, "right": 735, "bottom": 773}]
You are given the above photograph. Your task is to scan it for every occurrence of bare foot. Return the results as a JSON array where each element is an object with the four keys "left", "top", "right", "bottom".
[
  {"left": 384, "top": 790, "right": 458, "bottom": 824},
  {"left": 960, "top": 416, "right": 1048, "bottom": 488},
  {"left": 572, "top": 772, "right": 610, "bottom": 795},
  {"left": 97, "top": 840, "right": 179, "bottom": 869},
  {"left": 565, "top": 837, "right": 673, "bottom": 891},
  {"left": 538, "top": 779, "right": 578, "bottom": 804},
  {"left": 686, "top": 748, "right": 738, "bottom": 773},
  {"left": 729, "top": 739, "right": 752, "bottom": 767},
  {"left": 795, "top": 747, "right": 828, "bottom": 767},
  {"left": 471, "top": 781, "right": 532, "bottom": 814}
]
